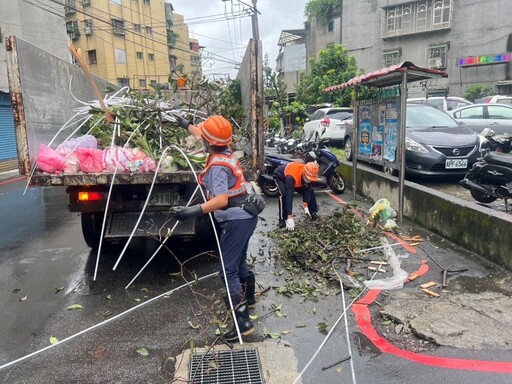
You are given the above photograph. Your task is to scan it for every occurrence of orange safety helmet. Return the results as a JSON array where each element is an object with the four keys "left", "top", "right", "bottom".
[
  {"left": 198, "top": 115, "right": 233, "bottom": 146},
  {"left": 303, "top": 162, "right": 319, "bottom": 182}
]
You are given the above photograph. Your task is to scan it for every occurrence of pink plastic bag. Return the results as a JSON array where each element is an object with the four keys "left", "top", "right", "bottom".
[
  {"left": 102, "top": 146, "right": 134, "bottom": 172},
  {"left": 37, "top": 144, "right": 65, "bottom": 174},
  {"left": 75, "top": 148, "right": 105, "bottom": 173}
]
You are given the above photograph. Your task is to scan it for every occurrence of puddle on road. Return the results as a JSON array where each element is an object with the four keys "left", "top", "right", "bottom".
[{"left": 353, "top": 331, "right": 382, "bottom": 357}]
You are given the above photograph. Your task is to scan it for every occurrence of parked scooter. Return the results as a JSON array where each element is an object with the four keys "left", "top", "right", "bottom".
[
  {"left": 480, "top": 128, "right": 512, "bottom": 153},
  {"left": 258, "top": 141, "right": 345, "bottom": 197},
  {"left": 459, "top": 147, "right": 512, "bottom": 205}
]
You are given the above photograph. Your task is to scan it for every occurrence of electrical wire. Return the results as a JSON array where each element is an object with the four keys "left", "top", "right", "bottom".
[{"left": 0, "top": 271, "right": 219, "bottom": 372}]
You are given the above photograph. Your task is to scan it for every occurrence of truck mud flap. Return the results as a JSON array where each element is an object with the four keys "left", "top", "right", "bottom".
[{"left": 105, "top": 211, "right": 196, "bottom": 238}]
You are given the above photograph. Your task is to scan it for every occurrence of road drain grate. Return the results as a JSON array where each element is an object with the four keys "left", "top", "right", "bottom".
[{"left": 189, "top": 348, "right": 264, "bottom": 383}]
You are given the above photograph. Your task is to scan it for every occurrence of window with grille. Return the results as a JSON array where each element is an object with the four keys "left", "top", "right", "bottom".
[
  {"left": 433, "top": 0, "right": 451, "bottom": 25},
  {"left": 426, "top": 44, "right": 448, "bottom": 68},
  {"left": 382, "top": 0, "right": 452, "bottom": 38},
  {"left": 118, "top": 78, "right": 129, "bottom": 87},
  {"left": 146, "top": 26, "right": 152, "bottom": 34},
  {"left": 84, "top": 19, "right": 93, "bottom": 35},
  {"left": 87, "top": 50, "right": 97, "bottom": 65},
  {"left": 143, "top": 0, "right": 150, "bottom": 4},
  {"left": 136, "top": 51, "right": 143, "bottom": 60},
  {"left": 150, "top": 80, "right": 157, "bottom": 88},
  {"left": 66, "top": 21, "right": 80, "bottom": 40},
  {"left": 65, "top": 0, "right": 76, "bottom": 14},
  {"left": 80, "top": 0, "right": 91, "bottom": 6},
  {"left": 139, "top": 79, "right": 147, "bottom": 87},
  {"left": 148, "top": 53, "right": 155, "bottom": 61},
  {"left": 112, "top": 19, "right": 125, "bottom": 35},
  {"left": 383, "top": 49, "right": 401, "bottom": 67},
  {"left": 134, "top": 24, "right": 141, "bottom": 33}
]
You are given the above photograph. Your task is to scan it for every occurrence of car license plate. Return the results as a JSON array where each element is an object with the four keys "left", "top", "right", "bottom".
[
  {"left": 149, "top": 192, "right": 174, "bottom": 206},
  {"left": 445, "top": 158, "right": 468, "bottom": 169}
]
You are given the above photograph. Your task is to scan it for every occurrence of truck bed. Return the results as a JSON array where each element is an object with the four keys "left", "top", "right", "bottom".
[{"left": 27, "top": 170, "right": 198, "bottom": 187}]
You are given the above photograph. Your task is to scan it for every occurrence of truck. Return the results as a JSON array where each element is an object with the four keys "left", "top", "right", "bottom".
[{"left": 5, "top": 36, "right": 212, "bottom": 249}]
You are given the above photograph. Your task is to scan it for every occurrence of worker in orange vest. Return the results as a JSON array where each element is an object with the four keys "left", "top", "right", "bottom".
[{"left": 274, "top": 161, "right": 320, "bottom": 231}]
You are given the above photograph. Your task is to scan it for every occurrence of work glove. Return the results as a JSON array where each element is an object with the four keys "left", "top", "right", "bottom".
[
  {"left": 285, "top": 218, "right": 295, "bottom": 231},
  {"left": 303, "top": 202, "right": 311, "bottom": 217},
  {"left": 170, "top": 205, "right": 203, "bottom": 220},
  {"left": 173, "top": 114, "right": 191, "bottom": 130}
]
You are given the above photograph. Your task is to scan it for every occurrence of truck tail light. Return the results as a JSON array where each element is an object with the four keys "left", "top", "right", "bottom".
[
  {"left": 321, "top": 117, "right": 330, "bottom": 127},
  {"left": 78, "top": 191, "right": 105, "bottom": 201}
]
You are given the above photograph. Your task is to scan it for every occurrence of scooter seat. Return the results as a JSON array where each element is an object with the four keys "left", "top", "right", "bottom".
[
  {"left": 268, "top": 154, "right": 305, "bottom": 163},
  {"left": 485, "top": 151, "right": 512, "bottom": 167}
]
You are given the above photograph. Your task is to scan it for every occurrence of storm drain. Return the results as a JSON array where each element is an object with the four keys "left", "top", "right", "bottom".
[{"left": 189, "top": 349, "right": 264, "bottom": 384}]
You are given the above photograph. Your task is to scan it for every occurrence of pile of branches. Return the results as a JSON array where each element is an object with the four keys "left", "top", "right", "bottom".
[{"left": 269, "top": 206, "right": 384, "bottom": 300}]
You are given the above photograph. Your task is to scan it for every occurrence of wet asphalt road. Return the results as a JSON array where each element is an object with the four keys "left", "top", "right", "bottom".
[{"left": 1, "top": 176, "right": 512, "bottom": 383}]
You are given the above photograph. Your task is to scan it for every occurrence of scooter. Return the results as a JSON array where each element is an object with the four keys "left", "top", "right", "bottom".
[
  {"left": 480, "top": 128, "right": 512, "bottom": 153},
  {"left": 258, "top": 141, "right": 345, "bottom": 197},
  {"left": 459, "top": 150, "right": 512, "bottom": 205}
]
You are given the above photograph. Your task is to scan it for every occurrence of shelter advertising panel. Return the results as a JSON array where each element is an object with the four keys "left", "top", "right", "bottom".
[{"left": 356, "top": 98, "right": 400, "bottom": 169}]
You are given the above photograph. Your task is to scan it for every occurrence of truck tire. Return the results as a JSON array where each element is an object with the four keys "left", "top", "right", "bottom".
[{"left": 81, "top": 213, "right": 102, "bottom": 248}]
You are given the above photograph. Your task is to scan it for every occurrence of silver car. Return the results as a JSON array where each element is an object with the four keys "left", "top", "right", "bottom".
[
  {"left": 447, "top": 103, "right": 512, "bottom": 135},
  {"left": 302, "top": 107, "right": 353, "bottom": 145}
]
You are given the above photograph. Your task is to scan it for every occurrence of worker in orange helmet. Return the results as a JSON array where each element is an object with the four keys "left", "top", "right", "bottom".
[
  {"left": 171, "top": 114, "right": 262, "bottom": 343},
  {"left": 274, "top": 161, "right": 320, "bottom": 231}
]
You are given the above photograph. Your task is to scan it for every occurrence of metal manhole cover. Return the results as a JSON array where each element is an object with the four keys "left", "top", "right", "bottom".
[{"left": 189, "top": 349, "right": 264, "bottom": 384}]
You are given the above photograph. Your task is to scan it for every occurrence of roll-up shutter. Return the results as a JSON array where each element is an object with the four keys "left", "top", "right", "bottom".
[{"left": 0, "top": 93, "right": 18, "bottom": 171}]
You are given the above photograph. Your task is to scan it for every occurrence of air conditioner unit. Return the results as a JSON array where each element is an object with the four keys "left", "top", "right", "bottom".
[{"left": 428, "top": 57, "right": 443, "bottom": 69}]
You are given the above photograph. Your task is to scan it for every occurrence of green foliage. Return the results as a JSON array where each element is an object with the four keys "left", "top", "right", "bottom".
[
  {"left": 464, "top": 84, "right": 495, "bottom": 102},
  {"left": 304, "top": 0, "right": 339, "bottom": 25},
  {"left": 263, "top": 54, "right": 308, "bottom": 136},
  {"left": 296, "top": 44, "right": 358, "bottom": 107}
]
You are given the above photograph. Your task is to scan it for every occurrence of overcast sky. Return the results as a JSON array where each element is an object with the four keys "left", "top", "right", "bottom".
[{"left": 171, "top": 0, "right": 310, "bottom": 79}]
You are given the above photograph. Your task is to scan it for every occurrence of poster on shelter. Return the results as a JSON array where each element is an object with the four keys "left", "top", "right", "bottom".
[
  {"left": 359, "top": 105, "right": 372, "bottom": 156},
  {"left": 383, "top": 101, "right": 398, "bottom": 162},
  {"left": 371, "top": 125, "right": 384, "bottom": 160}
]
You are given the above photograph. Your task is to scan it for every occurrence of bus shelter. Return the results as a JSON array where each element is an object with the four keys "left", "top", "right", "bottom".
[{"left": 324, "top": 61, "right": 448, "bottom": 222}]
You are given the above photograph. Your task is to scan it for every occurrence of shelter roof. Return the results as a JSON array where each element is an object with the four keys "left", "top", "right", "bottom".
[{"left": 324, "top": 61, "right": 448, "bottom": 92}]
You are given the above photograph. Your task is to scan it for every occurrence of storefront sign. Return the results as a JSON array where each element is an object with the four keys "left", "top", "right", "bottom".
[{"left": 458, "top": 53, "right": 511, "bottom": 67}]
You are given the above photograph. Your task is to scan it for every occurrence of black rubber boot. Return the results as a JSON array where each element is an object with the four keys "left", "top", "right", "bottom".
[
  {"left": 223, "top": 296, "right": 255, "bottom": 342},
  {"left": 241, "top": 272, "right": 256, "bottom": 309},
  {"left": 278, "top": 219, "right": 286, "bottom": 228}
]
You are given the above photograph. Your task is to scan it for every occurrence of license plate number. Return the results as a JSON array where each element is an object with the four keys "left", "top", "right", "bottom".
[
  {"left": 445, "top": 158, "right": 468, "bottom": 169},
  {"left": 149, "top": 192, "right": 174, "bottom": 206}
]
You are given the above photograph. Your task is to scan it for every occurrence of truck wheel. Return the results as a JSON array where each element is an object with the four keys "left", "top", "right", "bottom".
[
  {"left": 81, "top": 213, "right": 102, "bottom": 248},
  {"left": 470, "top": 189, "right": 496, "bottom": 204},
  {"left": 328, "top": 171, "right": 345, "bottom": 194}
]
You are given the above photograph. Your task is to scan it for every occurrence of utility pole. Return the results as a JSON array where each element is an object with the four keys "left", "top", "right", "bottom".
[
  {"left": 225, "top": 0, "right": 264, "bottom": 174},
  {"left": 250, "top": 0, "right": 264, "bottom": 173}
]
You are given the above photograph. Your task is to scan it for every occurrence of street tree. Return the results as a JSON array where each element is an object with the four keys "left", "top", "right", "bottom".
[{"left": 296, "top": 44, "right": 358, "bottom": 107}]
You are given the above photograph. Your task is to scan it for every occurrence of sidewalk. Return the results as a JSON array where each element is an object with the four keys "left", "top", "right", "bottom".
[{"left": 0, "top": 169, "right": 22, "bottom": 183}]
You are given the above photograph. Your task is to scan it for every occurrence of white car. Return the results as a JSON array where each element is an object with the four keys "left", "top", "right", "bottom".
[
  {"left": 301, "top": 107, "right": 353, "bottom": 145},
  {"left": 475, "top": 95, "right": 512, "bottom": 106},
  {"left": 407, "top": 96, "right": 473, "bottom": 112}
]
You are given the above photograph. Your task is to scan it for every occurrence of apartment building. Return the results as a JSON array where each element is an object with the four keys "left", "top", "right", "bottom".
[
  {"left": 340, "top": 0, "right": 512, "bottom": 97},
  {"left": 64, "top": 0, "right": 201, "bottom": 89}
]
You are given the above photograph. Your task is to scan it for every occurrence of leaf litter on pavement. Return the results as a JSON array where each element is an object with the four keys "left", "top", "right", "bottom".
[{"left": 269, "top": 205, "right": 385, "bottom": 301}]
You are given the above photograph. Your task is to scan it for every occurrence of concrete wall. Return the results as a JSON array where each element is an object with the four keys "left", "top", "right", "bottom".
[
  {"left": 306, "top": 15, "right": 341, "bottom": 72},
  {"left": 277, "top": 44, "right": 306, "bottom": 94},
  {"left": 338, "top": 162, "right": 512, "bottom": 270},
  {"left": 341, "top": 0, "right": 512, "bottom": 97}
]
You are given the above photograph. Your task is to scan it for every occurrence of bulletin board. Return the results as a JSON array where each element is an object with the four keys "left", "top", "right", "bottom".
[{"left": 355, "top": 97, "right": 401, "bottom": 172}]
